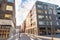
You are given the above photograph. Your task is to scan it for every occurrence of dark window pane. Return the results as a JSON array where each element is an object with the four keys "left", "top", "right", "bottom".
[
  {"left": 58, "top": 17, "right": 60, "bottom": 19},
  {"left": 58, "top": 13, "right": 60, "bottom": 14}
]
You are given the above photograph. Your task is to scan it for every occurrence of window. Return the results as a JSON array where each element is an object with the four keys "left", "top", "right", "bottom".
[
  {"left": 54, "top": 11, "right": 57, "bottom": 15},
  {"left": 49, "top": 8, "right": 53, "bottom": 14},
  {"left": 50, "top": 21, "right": 52, "bottom": 25},
  {"left": 46, "top": 21, "right": 49, "bottom": 25},
  {"left": 32, "top": 22, "right": 36, "bottom": 26},
  {"left": 58, "top": 17, "right": 60, "bottom": 19},
  {"left": 44, "top": 5, "right": 47, "bottom": 9},
  {"left": 5, "top": 14, "right": 11, "bottom": 19},
  {"left": 7, "top": 0, "right": 14, "bottom": 3},
  {"left": 37, "top": 5, "right": 43, "bottom": 8},
  {"left": 6, "top": 5, "right": 13, "bottom": 11},
  {"left": 46, "top": 16, "right": 48, "bottom": 19},
  {"left": 57, "top": 22, "right": 59, "bottom": 25},
  {"left": 32, "top": 15, "right": 36, "bottom": 20},
  {"left": 58, "top": 12, "right": 60, "bottom": 14},
  {"left": 56, "top": 17, "right": 58, "bottom": 20},
  {"left": 57, "top": 13, "right": 60, "bottom": 19},
  {"left": 44, "top": 10, "right": 47, "bottom": 14},
  {"left": 37, "top": 10, "right": 43, "bottom": 13},
  {"left": 58, "top": 15, "right": 60, "bottom": 17},
  {"left": 33, "top": 11, "right": 36, "bottom": 15},
  {"left": 58, "top": 14, "right": 60, "bottom": 19},
  {"left": 57, "top": 29, "right": 60, "bottom": 33},
  {"left": 32, "top": 10, "right": 36, "bottom": 15},
  {"left": 49, "top": 16, "right": 51, "bottom": 20},
  {"left": 38, "top": 15, "right": 44, "bottom": 19},
  {"left": 39, "top": 21, "right": 45, "bottom": 25}
]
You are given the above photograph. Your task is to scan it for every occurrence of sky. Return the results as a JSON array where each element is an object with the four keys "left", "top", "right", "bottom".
[{"left": 15, "top": 0, "right": 60, "bottom": 26}]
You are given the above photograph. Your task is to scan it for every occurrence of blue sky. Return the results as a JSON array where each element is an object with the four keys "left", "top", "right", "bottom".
[{"left": 15, "top": 0, "right": 60, "bottom": 26}]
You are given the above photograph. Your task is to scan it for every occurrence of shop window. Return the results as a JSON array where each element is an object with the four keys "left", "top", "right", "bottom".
[
  {"left": 5, "top": 14, "right": 11, "bottom": 19},
  {"left": 6, "top": 5, "right": 13, "bottom": 11}
]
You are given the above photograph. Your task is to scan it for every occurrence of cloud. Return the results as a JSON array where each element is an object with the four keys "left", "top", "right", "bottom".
[
  {"left": 16, "top": 0, "right": 36, "bottom": 26},
  {"left": 16, "top": 0, "right": 60, "bottom": 26}
]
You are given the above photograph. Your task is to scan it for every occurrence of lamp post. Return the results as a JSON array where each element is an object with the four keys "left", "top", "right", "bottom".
[
  {"left": 50, "top": 8, "right": 54, "bottom": 40},
  {"left": 51, "top": 22, "right": 53, "bottom": 40},
  {"left": 19, "top": 26, "right": 21, "bottom": 39}
]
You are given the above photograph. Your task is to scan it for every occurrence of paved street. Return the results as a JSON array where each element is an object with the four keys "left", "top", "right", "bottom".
[
  {"left": 7, "top": 33, "right": 60, "bottom": 40},
  {"left": 18, "top": 33, "right": 42, "bottom": 40},
  {"left": 27, "top": 33, "right": 60, "bottom": 40},
  {"left": 7, "top": 33, "right": 41, "bottom": 40},
  {"left": 18, "top": 33, "right": 31, "bottom": 40}
]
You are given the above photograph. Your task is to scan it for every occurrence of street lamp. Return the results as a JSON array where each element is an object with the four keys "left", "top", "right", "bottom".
[
  {"left": 51, "top": 22, "right": 53, "bottom": 40},
  {"left": 19, "top": 26, "right": 21, "bottom": 39},
  {"left": 50, "top": 8, "right": 54, "bottom": 40},
  {"left": 19, "top": 30, "right": 20, "bottom": 39}
]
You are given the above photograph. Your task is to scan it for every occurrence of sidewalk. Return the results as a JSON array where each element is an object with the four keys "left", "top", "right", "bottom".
[{"left": 25, "top": 33, "right": 60, "bottom": 40}]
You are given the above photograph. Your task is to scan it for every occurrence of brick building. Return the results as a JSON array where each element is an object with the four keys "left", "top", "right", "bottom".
[
  {"left": 0, "top": 0, "right": 15, "bottom": 40},
  {"left": 21, "top": 20, "right": 26, "bottom": 33}
]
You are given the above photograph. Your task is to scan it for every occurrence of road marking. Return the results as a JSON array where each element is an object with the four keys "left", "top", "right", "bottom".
[
  {"left": 15, "top": 38, "right": 18, "bottom": 40},
  {"left": 27, "top": 34, "right": 35, "bottom": 38},
  {"left": 38, "top": 38, "right": 42, "bottom": 40},
  {"left": 30, "top": 38, "right": 34, "bottom": 40}
]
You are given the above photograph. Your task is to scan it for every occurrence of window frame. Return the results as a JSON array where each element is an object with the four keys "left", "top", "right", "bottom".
[
  {"left": 6, "top": 5, "right": 13, "bottom": 11},
  {"left": 37, "top": 9, "right": 44, "bottom": 13},
  {"left": 5, "top": 14, "right": 12, "bottom": 19},
  {"left": 39, "top": 21, "right": 45, "bottom": 25},
  {"left": 38, "top": 15, "right": 44, "bottom": 19},
  {"left": 49, "top": 8, "right": 53, "bottom": 14},
  {"left": 57, "top": 22, "right": 59, "bottom": 25},
  {"left": 37, "top": 4, "right": 43, "bottom": 9}
]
